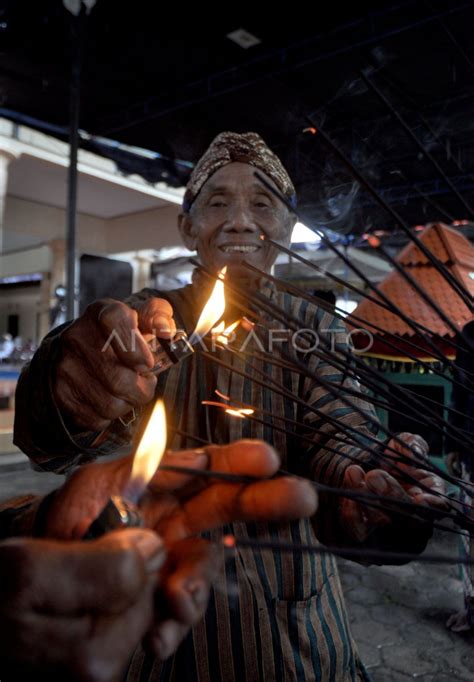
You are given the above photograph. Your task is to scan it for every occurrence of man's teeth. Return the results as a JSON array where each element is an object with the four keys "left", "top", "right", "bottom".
[{"left": 221, "top": 245, "right": 259, "bottom": 253}]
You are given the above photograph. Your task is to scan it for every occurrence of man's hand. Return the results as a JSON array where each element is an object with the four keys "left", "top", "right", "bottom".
[
  {"left": 0, "top": 528, "right": 164, "bottom": 682},
  {"left": 44, "top": 440, "right": 318, "bottom": 541},
  {"left": 340, "top": 432, "right": 446, "bottom": 543},
  {"left": 144, "top": 440, "right": 318, "bottom": 544},
  {"left": 53, "top": 298, "right": 176, "bottom": 432},
  {"left": 41, "top": 439, "right": 317, "bottom": 661}
]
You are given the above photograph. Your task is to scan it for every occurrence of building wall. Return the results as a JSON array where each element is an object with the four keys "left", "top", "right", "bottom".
[
  {"left": 3, "top": 196, "right": 108, "bottom": 253},
  {"left": 105, "top": 204, "right": 182, "bottom": 253},
  {"left": 3, "top": 196, "right": 182, "bottom": 256},
  {"left": 0, "top": 193, "right": 183, "bottom": 344}
]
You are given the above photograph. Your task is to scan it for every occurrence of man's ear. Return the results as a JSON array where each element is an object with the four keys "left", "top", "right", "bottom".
[
  {"left": 283, "top": 212, "right": 297, "bottom": 246},
  {"left": 178, "top": 212, "right": 198, "bottom": 251}
]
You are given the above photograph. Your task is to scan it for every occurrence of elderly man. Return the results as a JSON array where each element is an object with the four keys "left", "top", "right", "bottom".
[{"left": 14, "top": 132, "right": 443, "bottom": 681}]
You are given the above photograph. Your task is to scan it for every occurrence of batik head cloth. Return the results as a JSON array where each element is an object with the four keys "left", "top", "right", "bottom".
[{"left": 182, "top": 131, "right": 297, "bottom": 212}]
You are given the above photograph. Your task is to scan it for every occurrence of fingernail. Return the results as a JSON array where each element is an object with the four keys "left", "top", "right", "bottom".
[
  {"left": 369, "top": 476, "right": 387, "bottom": 494},
  {"left": 151, "top": 633, "right": 165, "bottom": 658},
  {"left": 347, "top": 467, "right": 364, "bottom": 486},
  {"left": 130, "top": 531, "right": 166, "bottom": 571},
  {"left": 178, "top": 451, "right": 209, "bottom": 468},
  {"left": 186, "top": 578, "right": 207, "bottom": 606},
  {"left": 412, "top": 446, "right": 426, "bottom": 460},
  {"left": 148, "top": 629, "right": 169, "bottom": 659},
  {"left": 153, "top": 317, "right": 171, "bottom": 332}
]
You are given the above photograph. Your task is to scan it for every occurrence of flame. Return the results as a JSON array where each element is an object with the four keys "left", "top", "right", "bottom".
[
  {"left": 128, "top": 400, "right": 167, "bottom": 498},
  {"left": 212, "top": 319, "right": 240, "bottom": 346},
  {"left": 223, "top": 320, "right": 240, "bottom": 335},
  {"left": 225, "top": 408, "right": 255, "bottom": 419},
  {"left": 191, "top": 267, "right": 227, "bottom": 342}
]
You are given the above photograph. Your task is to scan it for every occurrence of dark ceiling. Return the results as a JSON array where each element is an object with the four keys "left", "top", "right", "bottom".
[{"left": 2, "top": 0, "right": 474, "bottom": 237}]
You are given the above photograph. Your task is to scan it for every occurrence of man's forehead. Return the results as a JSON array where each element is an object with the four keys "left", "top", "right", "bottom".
[{"left": 200, "top": 163, "right": 277, "bottom": 194}]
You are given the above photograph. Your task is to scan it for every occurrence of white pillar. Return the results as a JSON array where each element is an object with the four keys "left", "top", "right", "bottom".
[
  {"left": 134, "top": 255, "right": 152, "bottom": 292},
  {"left": 0, "top": 150, "right": 19, "bottom": 255}
]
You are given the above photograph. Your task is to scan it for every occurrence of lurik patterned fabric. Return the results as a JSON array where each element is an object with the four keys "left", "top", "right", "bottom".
[{"left": 182, "top": 132, "right": 297, "bottom": 212}]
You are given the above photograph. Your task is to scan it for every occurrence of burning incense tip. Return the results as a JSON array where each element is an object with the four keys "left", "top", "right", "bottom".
[
  {"left": 222, "top": 534, "right": 237, "bottom": 548},
  {"left": 366, "top": 235, "right": 381, "bottom": 248},
  {"left": 241, "top": 317, "right": 255, "bottom": 332},
  {"left": 225, "top": 408, "right": 255, "bottom": 419},
  {"left": 202, "top": 400, "right": 255, "bottom": 419}
]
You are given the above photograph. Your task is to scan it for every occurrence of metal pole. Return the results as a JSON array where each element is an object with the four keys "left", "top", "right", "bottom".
[{"left": 66, "top": 11, "right": 82, "bottom": 320}]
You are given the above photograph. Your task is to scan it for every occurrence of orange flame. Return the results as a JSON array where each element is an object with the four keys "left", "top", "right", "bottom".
[
  {"left": 212, "top": 321, "right": 225, "bottom": 335},
  {"left": 129, "top": 400, "right": 167, "bottom": 496},
  {"left": 191, "top": 267, "right": 227, "bottom": 341},
  {"left": 212, "top": 319, "right": 240, "bottom": 346}
]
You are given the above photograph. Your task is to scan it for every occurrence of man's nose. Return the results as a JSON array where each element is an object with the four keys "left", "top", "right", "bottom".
[{"left": 222, "top": 202, "right": 258, "bottom": 233}]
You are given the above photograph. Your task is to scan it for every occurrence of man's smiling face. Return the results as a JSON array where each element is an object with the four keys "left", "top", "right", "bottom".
[{"left": 179, "top": 162, "right": 296, "bottom": 279}]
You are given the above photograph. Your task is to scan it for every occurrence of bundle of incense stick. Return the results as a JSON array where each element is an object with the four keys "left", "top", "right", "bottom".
[{"left": 193, "top": 261, "right": 472, "bottom": 494}]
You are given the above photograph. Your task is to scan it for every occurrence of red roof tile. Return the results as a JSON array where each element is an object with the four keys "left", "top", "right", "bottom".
[
  {"left": 349, "top": 224, "right": 473, "bottom": 356},
  {"left": 398, "top": 223, "right": 474, "bottom": 269}
]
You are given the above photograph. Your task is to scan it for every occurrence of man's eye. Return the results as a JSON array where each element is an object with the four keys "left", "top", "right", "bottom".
[
  {"left": 209, "top": 200, "right": 227, "bottom": 207},
  {"left": 254, "top": 201, "right": 271, "bottom": 209}
]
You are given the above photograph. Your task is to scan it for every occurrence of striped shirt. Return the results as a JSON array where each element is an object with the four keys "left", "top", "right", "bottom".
[{"left": 13, "top": 276, "right": 429, "bottom": 681}]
